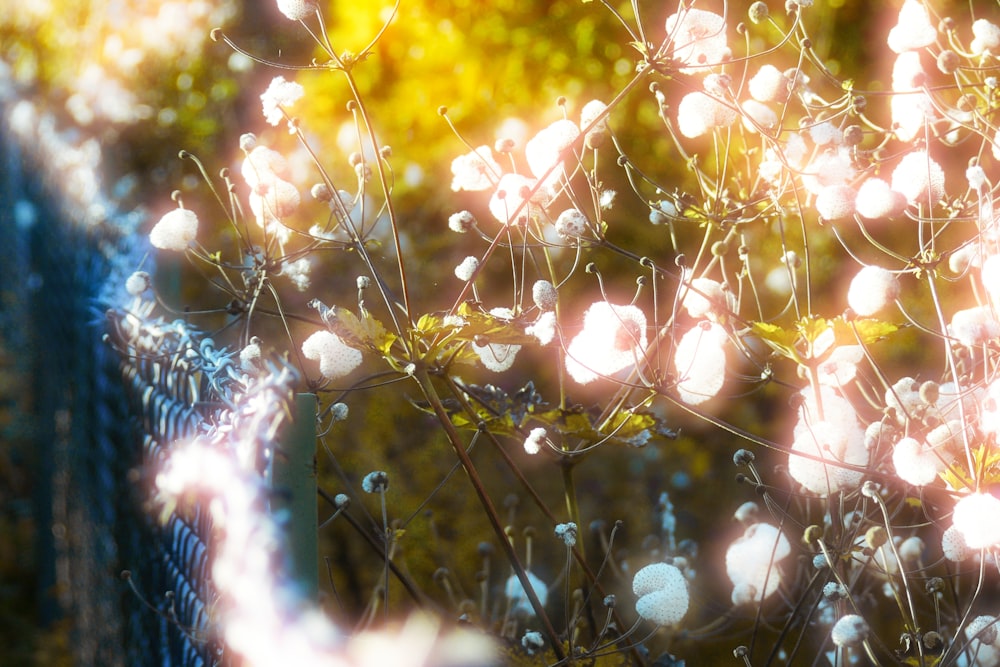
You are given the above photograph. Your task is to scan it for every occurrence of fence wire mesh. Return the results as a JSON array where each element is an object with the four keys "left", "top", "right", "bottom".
[{"left": 2, "top": 89, "right": 301, "bottom": 667}]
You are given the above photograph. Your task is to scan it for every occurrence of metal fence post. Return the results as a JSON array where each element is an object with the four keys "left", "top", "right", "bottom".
[{"left": 273, "top": 392, "right": 319, "bottom": 599}]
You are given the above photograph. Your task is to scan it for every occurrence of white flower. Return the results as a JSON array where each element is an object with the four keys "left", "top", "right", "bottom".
[
  {"left": 505, "top": 571, "right": 548, "bottom": 615},
  {"left": 891, "top": 150, "right": 945, "bottom": 205},
  {"left": 676, "top": 91, "right": 737, "bottom": 138},
  {"left": 679, "top": 277, "right": 726, "bottom": 319},
  {"left": 249, "top": 178, "right": 300, "bottom": 224},
  {"left": 726, "top": 523, "right": 791, "bottom": 605},
  {"left": 450, "top": 145, "right": 502, "bottom": 192},
  {"left": 302, "top": 330, "right": 363, "bottom": 379},
  {"left": 968, "top": 165, "right": 989, "bottom": 190},
  {"left": 886, "top": 0, "right": 937, "bottom": 53},
  {"left": 973, "top": 19, "right": 1000, "bottom": 56},
  {"left": 150, "top": 208, "right": 198, "bottom": 251},
  {"left": 524, "top": 427, "right": 547, "bottom": 455},
  {"left": 966, "top": 616, "right": 999, "bottom": 646},
  {"left": 525, "top": 119, "right": 580, "bottom": 189},
  {"left": 664, "top": 7, "right": 731, "bottom": 73},
  {"left": 276, "top": 0, "right": 317, "bottom": 21},
  {"left": 948, "top": 306, "right": 1000, "bottom": 346},
  {"left": 125, "top": 271, "right": 150, "bottom": 296},
  {"left": 632, "top": 563, "right": 689, "bottom": 626},
  {"left": 815, "top": 344, "right": 864, "bottom": 388},
  {"left": 815, "top": 184, "right": 856, "bottom": 221},
  {"left": 554, "top": 522, "right": 577, "bottom": 547},
  {"left": 454, "top": 256, "right": 480, "bottom": 281},
  {"left": 241, "top": 146, "right": 290, "bottom": 190},
  {"left": 361, "top": 470, "right": 388, "bottom": 493},
  {"left": 892, "top": 436, "right": 944, "bottom": 486},
  {"left": 854, "top": 178, "right": 906, "bottom": 220},
  {"left": 240, "top": 338, "right": 262, "bottom": 374},
  {"left": 565, "top": 302, "right": 647, "bottom": 384},
  {"left": 280, "top": 257, "right": 311, "bottom": 291},
  {"left": 831, "top": 615, "right": 869, "bottom": 648},
  {"left": 952, "top": 493, "right": 1000, "bottom": 550},
  {"left": 448, "top": 210, "right": 477, "bottom": 233},
  {"left": 525, "top": 312, "right": 557, "bottom": 346},
  {"left": 809, "top": 121, "right": 843, "bottom": 146},
  {"left": 472, "top": 307, "right": 521, "bottom": 372},
  {"left": 532, "top": 280, "right": 558, "bottom": 311},
  {"left": 740, "top": 99, "right": 778, "bottom": 133},
  {"left": 788, "top": 386, "right": 868, "bottom": 496},
  {"left": 673, "top": 321, "right": 728, "bottom": 405},
  {"left": 801, "top": 149, "right": 854, "bottom": 195},
  {"left": 488, "top": 173, "right": 544, "bottom": 226},
  {"left": 942, "top": 525, "right": 972, "bottom": 562},
  {"left": 847, "top": 265, "right": 899, "bottom": 316},
  {"left": 260, "top": 76, "right": 304, "bottom": 127},
  {"left": 748, "top": 64, "right": 788, "bottom": 103}
]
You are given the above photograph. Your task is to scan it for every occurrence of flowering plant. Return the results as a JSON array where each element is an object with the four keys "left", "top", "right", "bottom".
[{"left": 135, "top": 0, "right": 1000, "bottom": 664}]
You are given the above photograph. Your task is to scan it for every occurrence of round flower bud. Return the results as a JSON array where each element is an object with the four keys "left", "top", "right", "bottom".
[
  {"left": 239, "top": 133, "right": 257, "bottom": 152},
  {"left": 748, "top": 1, "right": 769, "bottom": 24},
  {"left": 937, "top": 50, "right": 960, "bottom": 75}
]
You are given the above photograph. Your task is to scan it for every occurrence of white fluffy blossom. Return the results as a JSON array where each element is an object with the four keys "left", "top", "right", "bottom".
[
  {"left": 505, "top": 571, "right": 548, "bottom": 615},
  {"left": 526, "top": 312, "right": 557, "bottom": 346},
  {"left": 450, "top": 145, "right": 502, "bottom": 192},
  {"left": 488, "top": 173, "right": 545, "bottom": 226},
  {"left": 886, "top": 0, "right": 937, "bottom": 53},
  {"left": 726, "top": 523, "right": 791, "bottom": 605},
  {"left": 788, "top": 386, "right": 867, "bottom": 495},
  {"left": 276, "top": 0, "right": 317, "bottom": 21},
  {"left": 565, "top": 302, "right": 647, "bottom": 384},
  {"left": 454, "top": 256, "right": 480, "bottom": 281},
  {"left": 673, "top": 321, "right": 728, "bottom": 405},
  {"left": 302, "top": 330, "right": 363, "bottom": 380},
  {"left": 854, "top": 177, "right": 907, "bottom": 220},
  {"left": 525, "top": 119, "right": 580, "bottom": 189},
  {"left": 972, "top": 19, "right": 1000, "bottom": 56},
  {"left": 892, "top": 436, "right": 944, "bottom": 486},
  {"left": 554, "top": 208, "right": 589, "bottom": 239},
  {"left": 891, "top": 150, "right": 945, "bottom": 205},
  {"left": 524, "top": 427, "right": 547, "bottom": 455},
  {"left": 952, "top": 493, "right": 1000, "bottom": 550},
  {"left": 261, "top": 76, "right": 304, "bottom": 127},
  {"left": 150, "top": 208, "right": 198, "bottom": 251},
  {"left": 676, "top": 91, "right": 737, "bottom": 138},
  {"left": 831, "top": 615, "right": 869, "bottom": 648},
  {"left": 847, "top": 265, "right": 899, "bottom": 316},
  {"left": 948, "top": 306, "right": 1000, "bottom": 346},
  {"left": 815, "top": 184, "right": 856, "bottom": 221},
  {"left": 632, "top": 563, "right": 689, "bottom": 626},
  {"left": 472, "top": 307, "right": 521, "bottom": 372},
  {"left": 748, "top": 64, "right": 788, "bottom": 103},
  {"left": 664, "top": 8, "right": 731, "bottom": 73}
]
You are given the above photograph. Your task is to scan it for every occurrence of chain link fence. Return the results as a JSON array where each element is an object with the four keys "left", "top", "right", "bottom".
[{"left": 2, "top": 88, "right": 302, "bottom": 666}]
